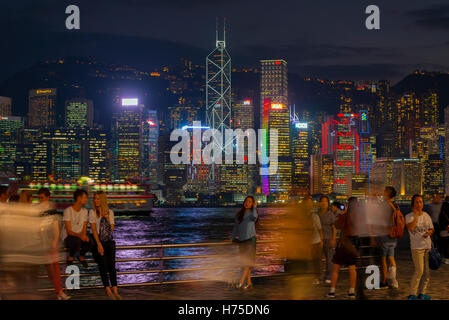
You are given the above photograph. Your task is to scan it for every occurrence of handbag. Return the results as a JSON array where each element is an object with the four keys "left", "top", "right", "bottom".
[{"left": 429, "top": 240, "right": 442, "bottom": 270}]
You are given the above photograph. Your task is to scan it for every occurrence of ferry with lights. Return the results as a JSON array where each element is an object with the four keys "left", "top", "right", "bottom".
[{"left": 20, "top": 178, "right": 156, "bottom": 214}]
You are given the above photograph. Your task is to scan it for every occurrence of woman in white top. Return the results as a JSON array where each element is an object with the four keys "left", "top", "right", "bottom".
[
  {"left": 89, "top": 191, "right": 121, "bottom": 299},
  {"left": 405, "top": 194, "right": 433, "bottom": 300}
]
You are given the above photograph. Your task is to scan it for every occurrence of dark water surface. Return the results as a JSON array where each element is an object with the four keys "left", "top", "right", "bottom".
[{"left": 80, "top": 208, "right": 287, "bottom": 286}]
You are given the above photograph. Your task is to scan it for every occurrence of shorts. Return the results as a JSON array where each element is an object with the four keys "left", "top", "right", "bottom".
[
  {"left": 380, "top": 236, "right": 397, "bottom": 257},
  {"left": 332, "top": 236, "right": 358, "bottom": 266}
]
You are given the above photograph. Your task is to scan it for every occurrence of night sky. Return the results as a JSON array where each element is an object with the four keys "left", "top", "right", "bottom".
[{"left": 1, "top": 0, "right": 449, "bottom": 83}]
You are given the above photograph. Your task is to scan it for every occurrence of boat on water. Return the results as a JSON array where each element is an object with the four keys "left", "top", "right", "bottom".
[{"left": 19, "top": 181, "right": 156, "bottom": 215}]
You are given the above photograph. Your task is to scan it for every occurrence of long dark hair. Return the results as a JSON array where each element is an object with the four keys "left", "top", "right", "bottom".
[{"left": 236, "top": 196, "right": 257, "bottom": 224}]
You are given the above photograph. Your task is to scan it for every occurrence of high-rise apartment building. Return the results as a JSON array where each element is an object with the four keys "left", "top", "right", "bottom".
[
  {"left": 65, "top": 99, "right": 94, "bottom": 129},
  {"left": 28, "top": 89, "right": 57, "bottom": 127},
  {"left": 0, "top": 97, "right": 12, "bottom": 116}
]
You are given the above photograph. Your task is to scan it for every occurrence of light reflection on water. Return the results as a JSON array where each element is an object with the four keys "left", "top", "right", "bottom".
[{"left": 79, "top": 207, "right": 287, "bottom": 286}]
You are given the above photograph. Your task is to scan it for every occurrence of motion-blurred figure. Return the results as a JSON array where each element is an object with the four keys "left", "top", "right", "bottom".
[
  {"left": 319, "top": 197, "right": 337, "bottom": 284},
  {"left": 38, "top": 188, "right": 71, "bottom": 300},
  {"left": 327, "top": 197, "right": 359, "bottom": 299},
  {"left": 280, "top": 196, "right": 317, "bottom": 299},
  {"left": 0, "top": 189, "right": 56, "bottom": 299}
]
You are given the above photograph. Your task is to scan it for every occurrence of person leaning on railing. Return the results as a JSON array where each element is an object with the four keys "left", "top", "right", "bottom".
[{"left": 89, "top": 191, "right": 121, "bottom": 300}]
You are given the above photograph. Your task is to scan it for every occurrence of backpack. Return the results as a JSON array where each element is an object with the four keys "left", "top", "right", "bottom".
[
  {"left": 388, "top": 202, "right": 405, "bottom": 239},
  {"left": 99, "top": 216, "right": 114, "bottom": 242}
]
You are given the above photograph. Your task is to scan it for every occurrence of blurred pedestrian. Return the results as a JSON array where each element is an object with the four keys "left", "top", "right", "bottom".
[
  {"left": 89, "top": 191, "right": 120, "bottom": 299},
  {"left": 319, "top": 196, "right": 336, "bottom": 284},
  {"left": 61, "top": 189, "right": 91, "bottom": 267},
  {"left": 406, "top": 194, "right": 433, "bottom": 300},
  {"left": 38, "top": 188, "right": 70, "bottom": 300},
  {"left": 379, "top": 186, "right": 400, "bottom": 289},
  {"left": 327, "top": 197, "right": 359, "bottom": 299},
  {"left": 231, "top": 196, "right": 258, "bottom": 290}
]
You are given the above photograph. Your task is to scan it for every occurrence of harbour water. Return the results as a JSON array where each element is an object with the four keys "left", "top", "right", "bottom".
[{"left": 79, "top": 207, "right": 287, "bottom": 287}]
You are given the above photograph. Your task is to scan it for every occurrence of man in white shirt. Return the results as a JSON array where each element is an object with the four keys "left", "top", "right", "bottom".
[
  {"left": 405, "top": 194, "right": 434, "bottom": 300},
  {"left": 62, "top": 189, "right": 91, "bottom": 267}
]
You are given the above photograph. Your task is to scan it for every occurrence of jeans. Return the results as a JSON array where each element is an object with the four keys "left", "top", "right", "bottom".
[
  {"left": 410, "top": 249, "right": 430, "bottom": 296},
  {"left": 93, "top": 240, "right": 117, "bottom": 287},
  {"left": 322, "top": 239, "right": 334, "bottom": 281},
  {"left": 64, "top": 235, "right": 91, "bottom": 258}
]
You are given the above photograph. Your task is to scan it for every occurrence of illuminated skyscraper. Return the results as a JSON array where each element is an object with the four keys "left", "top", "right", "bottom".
[
  {"left": 65, "top": 99, "right": 94, "bottom": 129},
  {"left": 112, "top": 98, "right": 143, "bottom": 181},
  {"left": 142, "top": 110, "right": 159, "bottom": 188},
  {"left": 86, "top": 129, "right": 108, "bottom": 182},
  {"left": 159, "top": 133, "right": 187, "bottom": 205},
  {"left": 28, "top": 89, "right": 57, "bottom": 127},
  {"left": 392, "top": 158, "right": 422, "bottom": 197},
  {"left": 264, "top": 101, "right": 291, "bottom": 197},
  {"left": 227, "top": 98, "right": 257, "bottom": 197},
  {"left": 205, "top": 20, "right": 232, "bottom": 189},
  {"left": 15, "top": 128, "right": 49, "bottom": 181},
  {"left": 370, "top": 157, "right": 394, "bottom": 194},
  {"left": 260, "top": 60, "right": 288, "bottom": 128},
  {"left": 183, "top": 125, "right": 212, "bottom": 195},
  {"left": 260, "top": 59, "right": 289, "bottom": 198},
  {"left": 0, "top": 116, "right": 24, "bottom": 174},
  {"left": 310, "top": 154, "right": 334, "bottom": 195},
  {"left": 0, "top": 97, "right": 11, "bottom": 116},
  {"left": 233, "top": 99, "right": 254, "bottom": 130},
  {"left": 423, "top": 154, "right": 444, "bottom": 196},
  {"left": 291, "top": 120, "right": 309, "bottom": 195},
  {"left": 322, "top": 113, "right": 360, "bottom": 195},
  {"left": 41, "top": 128, "right": 83, "bottom": 181}
]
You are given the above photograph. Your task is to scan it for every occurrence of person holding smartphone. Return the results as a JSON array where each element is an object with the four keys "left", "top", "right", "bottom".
[{"left": 405, "top": 194, "right": 434, "bottom": 300}]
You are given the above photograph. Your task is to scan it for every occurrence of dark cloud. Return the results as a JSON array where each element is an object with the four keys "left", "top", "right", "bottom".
[{"left": 407, "top": 3, "right": 449, "bottom": 30}]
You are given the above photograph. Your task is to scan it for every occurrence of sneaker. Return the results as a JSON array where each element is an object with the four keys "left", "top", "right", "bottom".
[
  {"left": 407, "top": 295, "right": 418, "bottom": 300},
  {"left": 313, "top": 279, "right": 321, "bottom": 285},
  {"left": 325, "top": 279, "right": 332, "bottom": 284},
  {"left": 57, "top": 292, "right": 71, "bottom": 300},
  {"left": 347, "top": 293, "right": 356, "bottom": 299},
  {"left": 417, "top": 294, "right": 431, "bottom": 300},
  {"left": 443, "top": 258, "right": 449, "bottom": 264},
  {"left": 327, "top": 292, "right": 336, "bottom": 298}
]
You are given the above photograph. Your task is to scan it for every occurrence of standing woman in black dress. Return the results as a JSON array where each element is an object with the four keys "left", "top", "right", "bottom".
[{"left": 232, "top": 196, "right": 258, "bottom": 290}]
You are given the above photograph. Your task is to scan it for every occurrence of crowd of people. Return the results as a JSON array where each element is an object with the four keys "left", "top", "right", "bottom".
[
  {"left": 1, "top": 183, "right": 449, "bottom": 300},
  {"left": 0, "top": 186, "right": 120, "bottom": 300},
  {"left": 230, "top": 186, "right": 449, "bottom": 300}
]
